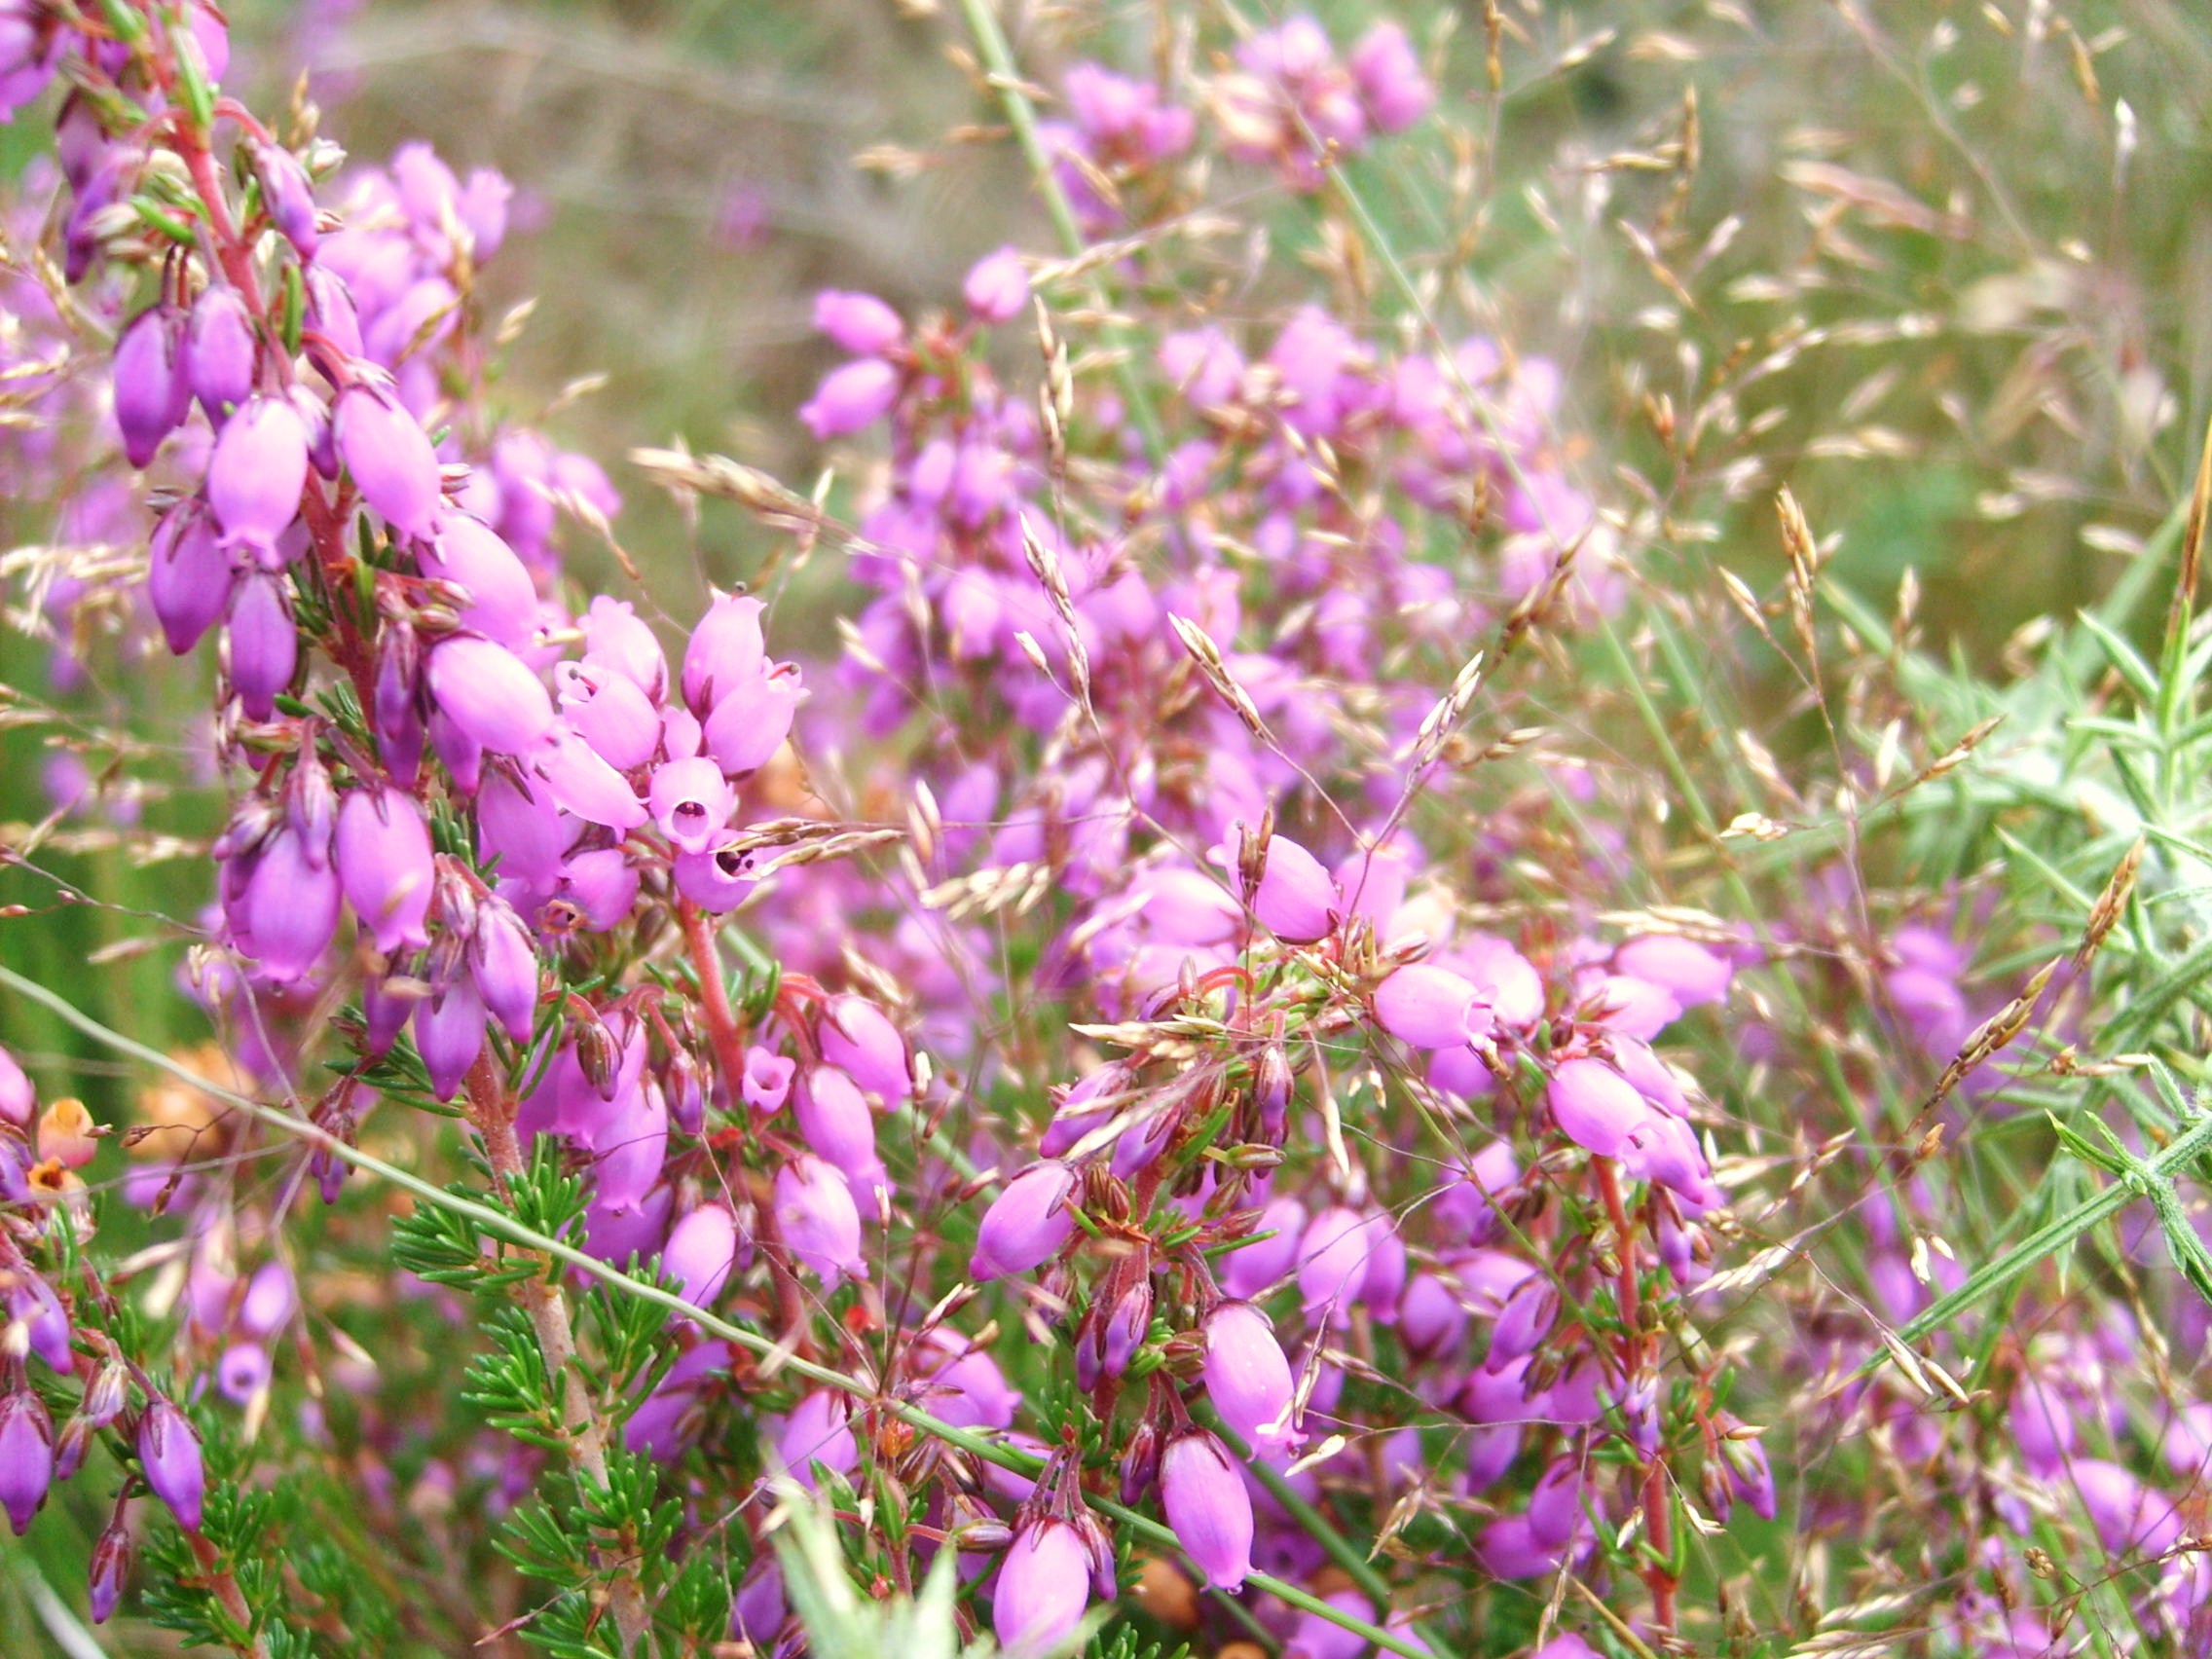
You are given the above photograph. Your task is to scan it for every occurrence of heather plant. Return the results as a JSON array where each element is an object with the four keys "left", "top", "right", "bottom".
[{"left": 4, "top": 3, "right": 2212, "bottom": 1659}]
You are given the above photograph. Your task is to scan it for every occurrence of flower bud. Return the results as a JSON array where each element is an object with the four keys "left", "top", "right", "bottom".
[
  {"left": 337, "top": 382, "right": 443, "bottom": 538},
  {"left": 235, "top": 826, "right": 342, "bottom": 983},
  {"left": 1613, "top": 935, "right": 1733, "bottom": 1009},
  {"left": 799, "top": 357, "right": 899, "bottom": 440},
  {"left": 535, "top": 733, "right": 647, "bottom": 830},
  {"left": 555, "top": 847, "right": 640, "bottom": 933},
  {"left": 963, "top": 245, "right": 1030, "bottom": 324},
  {"left": 817, "top": 996, "right": 911, "bottom": 1106},
  {"left": 1202, "top": 1301, "right": 1302, "bottom": 1456},
  {"left": 970, "top": 1161, "right": 1078, "bottom": 1282},
  {"left": 1372, "top": 963, "right": 1487, "bottom": 1049},
  {"left": 336, "top": 787, "right": 434, "bottom": 955},
  {"left": 468, "top": 895, "right": 540, "bottom": 1043},
  {"left": 812, "top": 289, "right": 903, "bottom": 355},
  {"left": 556, "top": 661, "right": 660, "bottom": 771},
  {"left": 113, "top": 305, "right": 190, "bottom": 467},
  {"left": 250, "top": 140, "right": 318, "bottom": 254},
  {"left": 1120, "top": 1418, "right": 1161, "bottom": 1505},
  {"left": 1078, "top": 1272, "right": 1153, "bottom": 1390},
  {"left": 374, "top": 622, "right": 426, "bottom": 785},
  {"left": 426, "top": 636, "right": 555, "bottom": 756},
  {"left": 663, "top": 1202, "right": 740, "bottom": 1308},
  {"left": 1297, "top": 1205, "right": 1381, "bottom": 1326},
  {"left": 700, "top": 666, "right": 802, "bottom": 776},
  {"left": 208, "top": 395, "right": 309, "bottom": 557},
  {"left": 682, "top": 592, "right": 765, "bottom": 716},
  {"left": 88, "top": 1511, "right": 131, "bottom": 1622},
  {"left": 1221, "top": 1194, "right": 1305, "bottom": 1300},
  {"left": 793, "top": 1065, "right": 878, "bottom": 1182},
  {"left": 0, "top": 1385, "right": 54, "bottom": 1534},
  {"left": 992, "top": 1517, "right": 1091, "bottom": 1659},
  {"left": 149, "top": 500, "right": 235, "bottom": 656},
  {"left": 137, "top": 1397, "right": 205, "bottom": 1532},
  {"left": 415, "top": 977, "right": 487, "bottom": 1102},
  {"left": 582, "top": 595, "right": 667, "bottom": 698},
  {"left": 227, "top": 571, "right": 298, "bottom": 721},
  {"left": 1244, "top": 832, "right": 1338, "bottom": 943},
  {"left": 420, "top": 513, "right": 538, "bottom": 648},
  {"left": 304, "top": 263, "right": 363, "bottom": 360},
  {"left": 0, "top": 1044, "right": 32, "bottom": 1126},
  {"left": 774, "top": 1156, "right": 867, "bottom": 1284},
  {"left": 186, "top": 284, "right": 256, "bottom": 422},
  {"left": 1546, "top": 1058, "right": 1655, "bottom": 1160},
  {"left": 1161, "top": 1430, "right": 1253, "bottom": 1591}
]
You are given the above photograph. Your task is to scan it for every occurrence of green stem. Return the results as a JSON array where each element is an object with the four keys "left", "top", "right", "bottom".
[{"left": 953, "top": 0, "right": 1166, "bottom": 464}]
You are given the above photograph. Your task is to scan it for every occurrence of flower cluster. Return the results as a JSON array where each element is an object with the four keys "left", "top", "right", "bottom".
[{"left": 4, "top": 5, "right": 2205, "bottom": 1659}]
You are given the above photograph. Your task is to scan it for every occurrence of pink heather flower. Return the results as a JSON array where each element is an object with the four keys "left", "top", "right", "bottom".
[
  {"left": 0, "top": 1387, "right": 54, "bottom": 1534},
  {"left": 818, "top": 996, "right": 910, "bottom": 1106},
  {"left": 700, "top": 668, "right": 803, "bottom": 776},
  {"left": 236, "top": 827, "right": 341, "bottom": 983},
  {"left": 1547, "top": 1057, "right": 1656, "bottom": 1159},
  {"left": 420, "top": 514, "right": 538, "bottom": 648},
  {"left": 582, "top": 595, "right": 668, "bottom": 698},
  {"left": 556, "top": 662, "right": 661, "bottom": 771},
  {"left": 682, "top": 593, "right": 766, "bottom": 715},
  {"left": 137, "top": 1398, "right": 205, "bottom": 1532},
  {"left": 1612, "top": 935, "right": 1734, "bottom": 1009},
  {"left": 0, "top": 1045, "right": 32, "bottom": 1127},
  {"left": 663, "top": 1202, "right": 740, "bottom": 1307},
  {"left": 1372, "top": 962, "right": 1487, "bottom": 1048},
  {"left": 1297, "top": 1204, "right": 1382, "bottom": 1324},
  {"left": 536, "top": 733, "right": 647, "bottom": 830},
  {"left": 1222, "top": 1194, "right": 1306, "bottom": 1300},
  {"left": 970, "top": 1161, "right": 1078, "bottom": 1281},
  {"left": 742, "top": 1047, "right": 795, "bottom": 1114},
  {"left": 468, "top": 896, "right": 540, "bottom": 1042},
  {"left": 1202, "top": 1302, "right": 1302, "bottom": 1456},
  {"left": 774, "top": 1155, "right": 867, "bottom": 1283},
  {"left": 673, "top": 843, "right": 757, "bottom": 913},
  {"left": 800, "top": 356, "right": 899, "bottom": 439},
  {"left": 648, "top": 757, "right": 736, "bottom": 856},
  {"left": 415, "top": 977, "right": 488, "bottom": 1101},
  {"left": 185, "top": 284, "right": 256, "bottom": 420},
  {"left": 556, "top": 848, "right": 641, "bottom": 932},
  {"left": 1161, "top": 1431, "right": 1254, "bottom": 1590},
  {"left": 87, "top": 1518, "right": 129, "bottom": 1623},
  {"left": 812, "top": 289, "right": 903, "bottom": 355},
  {"left": 1284, "top": 1591, "right": 1376, "bottom": 1659},
  {"left": 208, "top": 395, "right": 309, "bottom": 557},
  {"left": 113, "top": 305, "right": 189, "bottom": 467},
  {"left": 1244, "top": 832, "right": 1338, "bottom": 943},
  {"left": 963, "top": 245, "right": 1030, "bottom": 323},
  {"left": 772, "top": 1390, "right": 858, "bottom": 1491},
  {"left": 426, "top": 636, "right": 555, "bottom": 755},
  {"left": 335, "top": 787, "right": 433, "bottom": 955},
  {"left": 793, "top": 1065, "right": 879, "bottom": 1185},
  {"left": 993, "top": 1517, "right": 1090, "bottom": 1658},
  {"left": 148, "top": 502, "right": 233, "bottom": 656},
  {"left": 250, "top": 140, "right": 319, "bottom": 255},
  {"left": 227, "top": 571, "right": 298, "bottom": 721},
  {"left": 1348, "top": 21, "right": 1433, "bottom": 133},
  {"left": 337, "top": 382, "right": 443, "bottom": 539}
]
